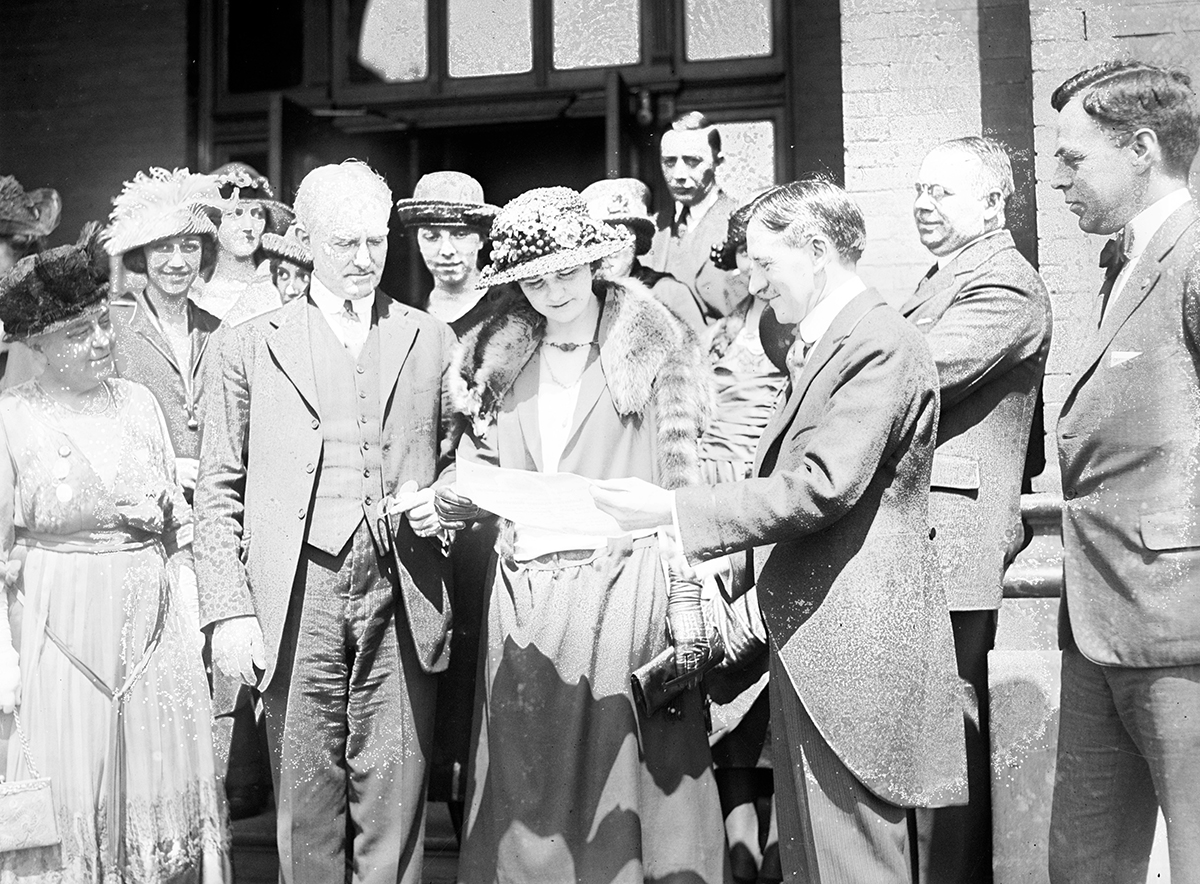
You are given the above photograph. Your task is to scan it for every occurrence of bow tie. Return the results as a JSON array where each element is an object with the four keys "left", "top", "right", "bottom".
[{"left": 1098, "top": 232, "right": 1129, "bottom": 279}]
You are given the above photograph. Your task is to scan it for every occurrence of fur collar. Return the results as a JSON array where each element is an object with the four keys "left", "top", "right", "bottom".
[{"left": 450, "top": 276, "right": 688, "bottom": 435}]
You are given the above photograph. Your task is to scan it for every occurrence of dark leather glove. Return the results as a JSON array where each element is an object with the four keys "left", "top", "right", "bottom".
[
  {"left": 434, "top": 487, "right": 486, "bottom": 531},
  {"left": 666, "top": 572, "right": 710, "bottom": 680}
]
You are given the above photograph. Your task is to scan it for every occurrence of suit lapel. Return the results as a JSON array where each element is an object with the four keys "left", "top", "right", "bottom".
[
  {"left": 265, "top": 298, "right": 320, "bottom": 415},
  {"left": 513, "top": 352, "right": 544, "bottom": 471},
  {"left": 1067, "top": 203, "right": 1199, "bottom": 404},
  {"left": 377, "top": 293, "right": 419, "bottom": 420},
  {"left": 753, "top": 290, "right": 884, "bottom": 476},
  {"left": 900, "top": 231, "right": 1016, "bottom": 318},
  {"left": 129, "top": 295, "right": 182, "bottom": 377}
]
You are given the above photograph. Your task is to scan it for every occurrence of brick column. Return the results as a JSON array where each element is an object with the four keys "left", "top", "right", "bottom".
[{"left": 840, "top": 0, "right": 982, "bottom": 305}]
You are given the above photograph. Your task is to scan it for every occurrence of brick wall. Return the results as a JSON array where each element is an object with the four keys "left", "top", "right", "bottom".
[
  {"left": 0, "top": 1, "right": 192, "bottom": 246},
  {"left": 840, "top": 0, "right": 983, "bottom": 306},
  {"left": 1029, "top": 1, "right": 1200, "bottom": 491}
]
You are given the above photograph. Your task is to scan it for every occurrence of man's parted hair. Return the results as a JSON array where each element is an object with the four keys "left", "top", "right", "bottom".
[
  {"left": 936, "top": 136, "right": 1015, "bottom": 204},
  {"left": 749, "top": 179, "right": 866, "bottom": 263},
  {"left": 670, "top": 111, "right": 722, "bottom": 158},
  {"left": 1051, "top": 60, "right": 1200, "bottom": 178},
  {"left": 293, "top": 160, "right": 392, "bottom": 233}
]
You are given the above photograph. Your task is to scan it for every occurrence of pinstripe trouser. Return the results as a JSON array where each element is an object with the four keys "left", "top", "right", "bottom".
[{"left": 769, "top": 649, "right": 913, "bottom": 883}]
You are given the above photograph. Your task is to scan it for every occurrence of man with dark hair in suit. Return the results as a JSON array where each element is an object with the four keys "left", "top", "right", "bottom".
[
  {"left": 593, "top": 179, "right": 967, "bottom": 884},
  {"left": 1049, "top": 60, "right": 1200, "bottom": 884},
  {"left": 646, "top": 111, "right": 740, "bottom": 321},
  {"left": 904, "top": 135, "right": 1052, "bottom": 884}
]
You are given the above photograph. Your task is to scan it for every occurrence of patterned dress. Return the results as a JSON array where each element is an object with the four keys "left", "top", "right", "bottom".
[{"left": 0, "top": 379, "right": 228, "bottom": 884}]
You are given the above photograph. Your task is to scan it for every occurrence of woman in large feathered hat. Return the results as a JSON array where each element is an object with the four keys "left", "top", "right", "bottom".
[
  {"left": 103, "top": 167, "right": 223, "bottom": 500},
  {"left": 434, "top": 186, "right": 727, "bottom": 884},
  {"left": 0, "top": 232, "right": 230, "bottom": 883}
]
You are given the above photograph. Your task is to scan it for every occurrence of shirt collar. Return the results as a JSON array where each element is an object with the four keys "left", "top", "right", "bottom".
[
  {"left": 676, "top": 186, "right": 721, "bottom": 226},
  {"left": 308, "top": 276, "right": 371, "bottom": 326},
  {"left": 935, "top": 227, "right": 1006, "bottom": 269},
  {"left": 797, "top": 275, "right": 868, "bottom": 348},
  {"left": 1123, "top": 187, "right": 1192, "bottom": 260}
]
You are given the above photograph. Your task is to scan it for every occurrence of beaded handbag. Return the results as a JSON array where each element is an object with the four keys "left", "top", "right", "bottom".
[{"left": 0, "top": 712, "right": 59, "bottom": 853}]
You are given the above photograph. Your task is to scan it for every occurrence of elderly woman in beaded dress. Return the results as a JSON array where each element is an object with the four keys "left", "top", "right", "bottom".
[
  {"left": 0, "top": 234, "right": 228, "bottom": 883},
  {"left": 435, "top": 187, "right": 727, "bottom": 884}
]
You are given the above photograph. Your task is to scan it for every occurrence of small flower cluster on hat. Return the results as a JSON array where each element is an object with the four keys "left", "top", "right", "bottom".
[{"left": 489, "top": 187, "right": 610, "bottom": 272}]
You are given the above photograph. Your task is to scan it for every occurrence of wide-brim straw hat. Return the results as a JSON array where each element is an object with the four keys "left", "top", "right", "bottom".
[
  {"left": 478, "top": 186, "right": 632, "bottom": 288},
  {"left": 0, "top": 224, "right": 109, "bottom": 341},
  {"left": 395, "top": 171, "right": 500, "bottom": 230},
  {"left": 102, "top": 167, "right": 220, "bottom": 258},
  {"left": 261, "top": 227, "right": 313, "bottom": 271},
  {"left": 0, "top": 176, "right": 62, "bottom": 239},
  {"left": 210, "top": 162, "right": 291, "bottom": 234},
  {"left": 580, "top": 178, "right": 654, "bottom": 256}
]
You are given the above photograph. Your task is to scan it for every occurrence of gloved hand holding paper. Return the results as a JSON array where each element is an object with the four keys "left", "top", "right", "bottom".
[{"left": 455, "top": 459, "right": 626, "bottom": 537}]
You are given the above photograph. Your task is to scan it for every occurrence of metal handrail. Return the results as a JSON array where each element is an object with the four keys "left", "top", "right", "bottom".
[{"left": 1002, "top": 492, "right": 1063, "bottom": 599}]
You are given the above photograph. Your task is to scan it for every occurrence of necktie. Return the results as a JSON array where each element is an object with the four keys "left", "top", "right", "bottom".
[
  {"left": 674, "top": 205, "right": 690, "bottom": 239},
  {"left": 1097, "top": 233, "right": 1128, "bottom": 327},
  {"left": 339, "top": 299, "right": 366, "bottom": 358},
  {"left": 784, "top": 337, "right": 813, "bottom": 390}
]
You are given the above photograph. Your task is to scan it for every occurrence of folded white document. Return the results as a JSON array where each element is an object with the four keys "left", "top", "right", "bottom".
[
  {"left": 1109, "top": 350, "right": 1142, "bottom": 367},
  {"left": 455, "top": 459, "right": 625, "bottom": 537}
]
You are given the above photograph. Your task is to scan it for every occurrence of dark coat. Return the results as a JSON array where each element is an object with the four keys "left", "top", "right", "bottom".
[
  {"left": 646, "top": 190, "right": 739, "bottom": 320},
  {"left": 194, "top": 291, "right": 458, "bottom": 689},
  {"left": 111, "top": 290, "right": 221, "bottom": 460},
  {"left": 1058, "top": 199, "right": 1200, "bottom": 668},
  {"left": 676, "top": 288, "right": 967, "bottom": 808},
  {"left": 901, "top": 230, "right": 1052, "bottom": 610}
]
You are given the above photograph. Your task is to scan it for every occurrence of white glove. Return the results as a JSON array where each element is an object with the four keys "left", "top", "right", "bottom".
[
  {"left": 0, "top": 643, "right": 19, "bottom": 714},
  {"left": 175, "top": 457, "right": 199, "bottom": 492},
  {"left": 211, "top": 616, "right": 266, "bottom": 686}
]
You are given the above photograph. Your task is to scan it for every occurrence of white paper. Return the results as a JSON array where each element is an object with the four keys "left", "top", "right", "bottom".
[{"left": 455, "top": 459, "right": 625, "bottom": 537}]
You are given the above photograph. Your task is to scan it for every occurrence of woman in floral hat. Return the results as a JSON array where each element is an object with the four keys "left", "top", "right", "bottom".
[
  {"left": 0, "top": 234, "right": 229, "bottom": 883},
  {"left": 437, "top": 187, "right": 727, "bottom": 883}
]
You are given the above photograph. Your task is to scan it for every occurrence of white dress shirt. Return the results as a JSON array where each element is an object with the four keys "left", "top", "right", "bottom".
[
  {"left": 1105, "top": 187, "right": 1193, "bottom": 321},
  {"left": 309, "top": 276, "right": 372, "bottom": 356},
  {"left": 675, "top": 186, "right": 721, "bottom": 232}
]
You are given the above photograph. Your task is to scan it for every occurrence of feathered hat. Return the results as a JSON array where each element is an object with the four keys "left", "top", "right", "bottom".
[
  {"left": 102, "top": 167, "right": 220, "bottom": 261},
  {"left": 394, "top": 171, "right": 499, "bottom": 230},
  {"left": 710, "top": 199, "right": 756, "bottom": 271},
  {"left": 260, "top": 224, "right": 313, "bottom": 271},
  {"left": 478, "top": 187, "right": 631, "bottom": 288},
  {"left": 0, "top": 176, "right": 62, "bottom": 239},
  {"left": 210, "top": 162, "right": 291, "bottom": 234},
  {"left": 580, "top": 178, "right": 655, "bottom": 256},
  {"left": 0, "top": 223, "right": 110, "bottom": 341}
]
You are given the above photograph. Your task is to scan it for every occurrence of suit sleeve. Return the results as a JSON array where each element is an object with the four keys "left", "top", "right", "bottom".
[
  {"left": 676, "top": 321, "right": 932, "bottom": 561},
  {"left": 923, "top": 271, "right": 1048, "bottom": 409},
  {"left": 194, "top": 323, "right": 256, "bottom": 628}
]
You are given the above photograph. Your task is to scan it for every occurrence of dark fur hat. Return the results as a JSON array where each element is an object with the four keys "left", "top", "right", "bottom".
[{"left": 0, "top": 223, "right": 110, "bottom": 341}]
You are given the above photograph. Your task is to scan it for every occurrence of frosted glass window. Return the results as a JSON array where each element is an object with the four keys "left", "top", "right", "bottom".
[
  {"left": 685, "top": 0, "right": 771, "bottom": 61},
  {"left": 717, "top": 120, "right": 776, "bottom": 201},
  {"left": 553, "top": 0, "right": 640, "bottom": 69},
  {"left": 448, "top": 0, "right": 533, "bottom": 77},
  {"left": 358, "top": 0, "right": 428, "bottom": 82}
]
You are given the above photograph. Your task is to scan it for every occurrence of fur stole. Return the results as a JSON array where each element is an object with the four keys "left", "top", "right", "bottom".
[{"left": 448, "top": 277, "right": 711, "bottom": 489}]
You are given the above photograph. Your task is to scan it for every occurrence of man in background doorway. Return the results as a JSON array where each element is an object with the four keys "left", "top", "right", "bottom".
[{"left": 646, "top": 111, "right": 740, "bottom": 321}]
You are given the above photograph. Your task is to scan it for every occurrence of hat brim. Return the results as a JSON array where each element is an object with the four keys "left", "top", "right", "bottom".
[
  {"left": 395, "top": 200, "right": 498, "bottom": 229},
  {"left": 600, "top": 216, "right": 654, "bottom": 256},
  {"left": 260, "top": 233, "right": 313, "bottom": 270},
  {"left": 0, "top": 188, "right": 63, "bottom": 239},
  {"left": 104, "top": 210, "right": 218, "bottom": 258},
  {"left": 478, "top": 236, "right": 630, "bottom": 288}
]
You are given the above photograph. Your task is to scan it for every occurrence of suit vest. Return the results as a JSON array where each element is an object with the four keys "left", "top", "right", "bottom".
[{"left": 306, "top": 303, "right": 383, "bottom": 555}]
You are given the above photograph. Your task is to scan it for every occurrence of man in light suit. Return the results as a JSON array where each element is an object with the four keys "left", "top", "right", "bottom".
[
  {"left": 195, "top": 160, "right": 455, "bottom": 884},
  {"left": 594, "top": 180, "right": 967, "bottom": 883},
  {"left": 645, "top": 111, "right": 739, "bottom": 321},
  {"left": 904, "top": 136, "right": 1052, "bottom": 884},
  {"left": 1048, "top": 61, "right": 1200, "bottom": 884}
]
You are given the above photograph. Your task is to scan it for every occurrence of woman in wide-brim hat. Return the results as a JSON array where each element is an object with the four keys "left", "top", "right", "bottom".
[
  {"left": 103, "top": 166, "right": 223, "bottom": 501},
  {"left": 582, "top": 176, "right": 709, "bottom": 336},
  {"left": 0, "top": 234, "right": 230, "bottom": 883},
  {"left": 435, "top": 186, "right": 727, "bottom": 883},
  {"left": 190, "top": 162, "right": 283, "bottom": 322},
  {"left": 395, "top": 170, "right": 509, "bottom": 336}
]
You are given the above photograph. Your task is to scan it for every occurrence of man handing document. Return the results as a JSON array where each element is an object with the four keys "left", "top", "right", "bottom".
[{"left": 592, "top": 180, "right": 967, "bottom": 884}]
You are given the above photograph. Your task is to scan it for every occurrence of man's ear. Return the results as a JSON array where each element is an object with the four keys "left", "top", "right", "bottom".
[
  {"left": 982, "top": 188, "right": 1004, "bottom": 223},
  {"left": 1129, "top": 126, "right": 1162, "bottom": 173},
  {"left": 809, "top": 234, "right": 831, "bottom": 269},
  {"left": 294, "top": 223, "right": 312, "bottom": 250}
]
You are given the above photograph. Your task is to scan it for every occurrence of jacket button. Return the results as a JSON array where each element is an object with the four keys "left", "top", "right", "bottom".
[
  {"left": 363, "top": 468, "right": 371, "bottom": 478},
  {"left": 929, "top": 527, "right": 937, "bottom": 540},
  {"left": 311, "top": 419, "right": 319, "bottom": 430},
  {"left": 305, "top": 463, "right": 314, "bottom": 473},
  {"left": 1064, "top": 490, "right": 1076, "bottom": 500},
  {"left": 297, "top": 508, "right": 305, "bottom": 519},
  {"left": 356, "top": 366, "right": 365, "bottom": 375}
]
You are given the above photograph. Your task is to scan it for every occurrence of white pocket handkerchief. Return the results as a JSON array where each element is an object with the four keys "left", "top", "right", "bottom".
[
  {"left": 1110, "top": 350, "right": 1142, "bottom": 367},
  {"left": 915, "top": 317, "right": 934, "bottom": 326}
]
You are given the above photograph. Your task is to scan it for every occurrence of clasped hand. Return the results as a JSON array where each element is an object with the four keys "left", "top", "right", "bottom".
[
  {"left": 383, "top": 480, "right": 440, "bottom": 538},
  {"left": 211, "top": 616, "right": 266, "bottom": 686}
]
